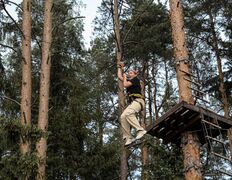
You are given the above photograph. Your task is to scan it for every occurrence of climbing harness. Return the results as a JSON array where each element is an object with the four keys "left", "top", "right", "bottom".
[{"left": 128, "top": 93, "right": 144, "bottom": 99}]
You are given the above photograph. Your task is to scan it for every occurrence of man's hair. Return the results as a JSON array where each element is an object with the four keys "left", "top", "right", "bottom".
[{"left": 128, "top": 68, "right": 138, "bottom": 75}]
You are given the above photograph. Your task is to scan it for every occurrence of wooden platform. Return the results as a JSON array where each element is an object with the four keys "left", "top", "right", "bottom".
[{"left": 147, "top": 101, "right": 232, "bottom": 145}]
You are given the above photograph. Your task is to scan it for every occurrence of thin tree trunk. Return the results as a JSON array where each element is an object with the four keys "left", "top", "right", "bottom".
[
  {"left": 147, "top": 65, "right": 153, "bottom": 125},
  {"left": 20, "top": 0, "right": 31, "bottom": 155},
  {"left": 36, "top": 0, "right": 53, "bottom": 179},
  {"left": 113, "top": 0, "right": 127, "bottom": 179},
  {"left": 169, "top": 0, "right": 202, "bottom": 179},
  {"left": 152, "top": 61, "right": 158, "bottom": 121},
  {"left": 163, "top": 58, "right": 170, "bottom": 111},
  {"left": 208, "top": 10, "right": 232, "bottom": 159},
  {"left": 96, "top": 77, "right": 103, "bottom": 145},
  {"left": 141, "top": 62, "right": 149, "bottom": 180},
  {"left": 209, "top": 11, "right": 229, "bottom": 118}
]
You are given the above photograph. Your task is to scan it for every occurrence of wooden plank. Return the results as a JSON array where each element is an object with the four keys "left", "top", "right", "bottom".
[
  {"left": 182, "top": 102, "right": 232, "bottom": 127},
  {"left": 166, "top": 130, "right": 173, "bottom": 136},
  {"left": 188, "top": 112, "right": 199, "bottom": 120},
  {"left": 175, "top": 107, "right": 184, "bottom": 114},
  {"left": 165, "top": 110, "right": 194, "bottom": 134},
  {"left": 147, "top": 102, "right": 188, "bottom": 134},
  {"left": 178, "top": 122, "right": 184, "bottom": 127},
  {"left": 148, "top": 104, "right": 199, "bottom": 140},
  {"left": 211, "top": 152, "right": 231, "bottom": 162},
  {"left": 170, "top": 119, "right": 176, "bottom": 125},
  {"left": 154, "top": 101, "right": 186, "bottom": 124},
  {"left": 158, "top": 127, "right": 165, "bottom": 133},
  {"left": 147, "top": 101, "right": 232, "bottom": 144},
  {"left": 181, "top": 109, "right": 189, "bottom": 116},
  {"left": 205, "top": 136, "right": 225, "bottom": 144},
  {"left": 163, "top": 114, "right": 201, "bottom": 143}
]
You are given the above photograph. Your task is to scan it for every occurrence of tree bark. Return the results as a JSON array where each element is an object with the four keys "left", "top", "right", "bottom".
[
  {"left": 36, "top": 0, "right": 53, "bottom": 179},
  {"left": 181, "top": 132, "right": 202, "bottom": 179},
  {"left": 169, "top": 0, "right": 194, "bottom": 104},
  {"left": 169, "top": 0, "right": 202, "bottom": 179},
  {"left": 20, "top": 0, "right": 32, "bottom": 155},
  {"left": 113, "top": 0, "right": 127, "bottom": 179}
]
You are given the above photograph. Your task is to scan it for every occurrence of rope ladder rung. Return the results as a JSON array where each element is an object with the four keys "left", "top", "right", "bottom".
[
  {"left": 192, "top": 94, "right": 210, "bottom": 103},
  {"left": 205, "top": 135, "right": 225, "bottom": 144},
  {"left": 183, "top": 77, "right": 201, "bottom": 86},
  {"left": 179, "top": 69, "right": 198, "bottom": 78},
  {"left": 202, "top": 119, "right": 222, "bottom": 129},
  {"left": 188, "top": 86, "right": 206, "bottom": 95},
  {"left": 217, "top": 169, "right": 232, "bottom": 177},
  {"left": 211, "top": 152, "right": 231, "bottom": 162}
]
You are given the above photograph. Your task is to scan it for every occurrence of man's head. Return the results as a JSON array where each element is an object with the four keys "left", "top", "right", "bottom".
[{"left": 127, "top": 69, "right": 138, "bottom": 79}]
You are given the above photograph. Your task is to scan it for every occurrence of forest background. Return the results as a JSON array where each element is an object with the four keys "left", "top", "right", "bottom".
[{"left": 0, "top": 0, "right": 232, "bottom": 179}]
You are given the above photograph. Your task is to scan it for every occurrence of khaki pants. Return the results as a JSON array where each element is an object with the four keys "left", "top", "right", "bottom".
[{"left": 120, "top": 98, "right": 145, "bottom": 140}]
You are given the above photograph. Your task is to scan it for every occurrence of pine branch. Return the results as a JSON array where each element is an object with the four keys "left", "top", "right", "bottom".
[
  {"left": 6, "top": 0, "right": 22, "bottom": 10},
  {"left": 52, "top": 16, "right": 85, "bottom": 32},
  {"left": 0, "top": 95, "right": 21, "bottom": 106},
  {"left": 0, "top": 42, "right": 17, "bottom": 52},
  {"left": 1, "top": 0, "right": 24, "bottom": 38}
]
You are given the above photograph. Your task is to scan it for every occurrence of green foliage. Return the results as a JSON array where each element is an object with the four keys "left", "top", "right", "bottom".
[
  {"left": 0, "top": 116, "right": 46, "bottom": 143},
  {"left": 0, "top": 117, "right": 42, "bottom": 179},
  {"left": 184, "top": 0, "right": 232, "bottom": 110},
  {"left": 146, "top": 140, "right": 183, "bottom": 179},
  {"left": 0, "top": 152, "right": 38, "bottom": 180},
  {"left": 77, "top": 142, "right": 120, "bottom": 179},
  {"left": 123, "top": 2, "right": 172, "bottom": 60}
]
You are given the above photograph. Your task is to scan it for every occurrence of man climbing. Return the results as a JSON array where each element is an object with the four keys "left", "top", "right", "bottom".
[{"left": 117, "top": 62, "right": 147, "bottom": 146}]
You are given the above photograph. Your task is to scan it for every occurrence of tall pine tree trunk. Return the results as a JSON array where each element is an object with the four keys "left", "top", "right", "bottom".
[
  {"left": 169, "top": 0, "right": 202, "bottom": 179},
  {"left": 113, "top": 0, "right": 127, "bottom": 179},
  {"left": 20, "top": 0, "right": 31, "bottom": 155},
  {"left": 36, "top": 0, "right": 53, "bottom": 179}
]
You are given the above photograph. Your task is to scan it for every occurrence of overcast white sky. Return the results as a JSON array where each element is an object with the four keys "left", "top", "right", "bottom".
[
  {"left": 81, "top": 0, "right": 101, "bottom": 48},
  {"left": 4, "top": 0, "right": 101, "bottom": 48}
]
